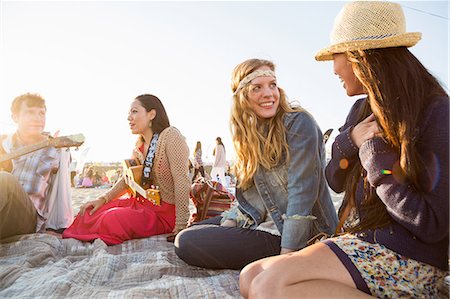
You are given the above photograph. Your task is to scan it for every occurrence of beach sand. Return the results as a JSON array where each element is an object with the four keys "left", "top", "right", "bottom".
[
  {"left": 71, "top": 187, "right": 108, "bottom": 213},
  {"left": 71, "top": 186, "right": 199, "bottom": 215},
  {"left": 72, "top": 186, "right": 344, "bottom": 215}
]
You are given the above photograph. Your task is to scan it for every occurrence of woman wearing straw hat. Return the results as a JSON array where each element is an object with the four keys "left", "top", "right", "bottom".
[{"left": 239, "top": 1, "right": 448, "bottom": 298}]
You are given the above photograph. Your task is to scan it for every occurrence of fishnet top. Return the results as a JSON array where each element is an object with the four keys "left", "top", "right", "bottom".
[{"left": 134, "top": 127, "right": 190, "bottom": 232}]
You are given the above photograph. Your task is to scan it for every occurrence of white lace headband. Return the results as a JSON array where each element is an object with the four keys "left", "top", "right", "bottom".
[{"left": 233, "top": 69, "right": 276, "bottom": 96}]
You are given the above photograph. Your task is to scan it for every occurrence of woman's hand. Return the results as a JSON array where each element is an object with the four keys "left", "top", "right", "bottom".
[
  {"left": 221, "top": 219, "right": 237, "bottom": 227},
  {"left": 350, "top": 114, "right": 382, "bottom": 148},
  {"left": 79, "top": 196, "right": 107, "bottom": 216}
]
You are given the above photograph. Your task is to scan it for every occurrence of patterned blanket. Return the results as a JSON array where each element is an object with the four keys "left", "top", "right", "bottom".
[{"left": 0, "top": 234, "right": 241, "bottom": 298}]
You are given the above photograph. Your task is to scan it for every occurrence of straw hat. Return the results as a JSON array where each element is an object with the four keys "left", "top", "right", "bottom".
[{"left": 315, "top": 1, "right": 422, "bottom": 61}]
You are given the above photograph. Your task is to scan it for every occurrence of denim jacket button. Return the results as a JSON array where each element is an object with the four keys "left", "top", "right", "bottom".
[{"left": 359, "top": 232, "right": 367, "bottom": 238}]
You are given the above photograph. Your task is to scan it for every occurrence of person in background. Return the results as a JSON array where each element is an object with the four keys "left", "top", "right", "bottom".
[
  {"left": 0, "top": 93, "right": 73, "bottom": 240},
  {"left": 93, "top": 170, "right": 102, "bottom": 187},
  {"left": 73, "top": 171, "right": 81, "bottom": 187},
  {"left": 101, "top": 173, "right": 110, "bottom": 187},
  {"left": 63, "top": 94, "right": 191, "bottom": 245},
  {"left": 210, "top": 137, "right": 227, "bottom": 186},
  {"left": 239, "top": 2, "right": 449, "bottom": 298},
  {"left": 80, "top": 167, "right": 94, "bottom": 188},
  {"left": 69, "top": 158, "right": 77, "bottom": 188},
  {"left": 191, "top": 141, "right": 206, "bottom": 183},
  {"left": 175, "top": 58, "right": 338, "bottom": 270}
]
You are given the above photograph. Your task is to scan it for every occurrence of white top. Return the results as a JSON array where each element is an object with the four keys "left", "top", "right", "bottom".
[{"left": 213, "top": 144, "right": 226, "bottom": 168}]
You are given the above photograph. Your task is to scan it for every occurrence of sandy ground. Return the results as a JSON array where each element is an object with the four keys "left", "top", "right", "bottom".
[
  {"left": 71, "top": 186, "right": 344, "bottom": 215},
  {"left": 72, "top": 187, "right": 108, "bottom": 214},
  {"left": 71, "top": 187, "right": 199, "bottom": 215}
]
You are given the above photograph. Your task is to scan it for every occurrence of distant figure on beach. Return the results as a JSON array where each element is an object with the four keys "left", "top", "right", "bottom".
[
  {"left": 240, "top": 2, "right": 449, "bottom": 298},
  {"left": 63, "top": 94, "right": 190, "bottom": 245},
  {"left": 93, "top": 170, "right": 102, "bottom": 187},
  {"left": 101, "top": 173, "right": 110, "bottom": 187},
  {"left": 175, "top": 58, "right": 338, "bottom": 269},
  {"left": 191, "top": 141, "right": 206, "bottom": 183},
  {"left": 73, "top": 171, "right": 82, "bottom": 187},
  {"left": 80, "top": 167, "right": 94, "bottom": 188},
  {"left": 69, "top": 159, "right": 77, "bottom": 188},
  {"left": 0, "top": 93, "right": 73, "bottom": 240},
  {"left": 210, "top": 137, "right": 227, "bottom": 187}
]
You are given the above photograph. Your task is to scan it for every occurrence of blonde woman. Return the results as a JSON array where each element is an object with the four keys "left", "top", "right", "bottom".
[
  {"left": 240, "top": 2, "right": 448, "bottom": 298},
  {"left": 174, "top": 59, "right": 338, "bottom": 269},
  {"left": 191, "top": 141, "right": 206, "bottom": 183}
]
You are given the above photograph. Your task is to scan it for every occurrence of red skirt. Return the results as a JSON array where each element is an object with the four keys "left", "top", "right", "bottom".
[{"left": 62, "top": 196, "right": 175, "bottom": 245}]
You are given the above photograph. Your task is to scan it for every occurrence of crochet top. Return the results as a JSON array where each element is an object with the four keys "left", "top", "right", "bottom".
[{"left": 134, "top": 126, "right": 191, "bottom": 232}]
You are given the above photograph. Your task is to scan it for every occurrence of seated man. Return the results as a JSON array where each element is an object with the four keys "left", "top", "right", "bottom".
[{"left": 0, "top": 93, "right": 73, "bottom": 241}]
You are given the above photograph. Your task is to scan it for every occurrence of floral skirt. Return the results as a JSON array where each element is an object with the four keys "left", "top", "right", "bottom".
[{"left": 324, "top": 234, "right": 446, "bottom": 298}]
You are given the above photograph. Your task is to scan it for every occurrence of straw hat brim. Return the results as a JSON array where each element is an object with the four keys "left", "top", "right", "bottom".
[{"left": 315, "top": 32, "right": 422, "bottom": 61}]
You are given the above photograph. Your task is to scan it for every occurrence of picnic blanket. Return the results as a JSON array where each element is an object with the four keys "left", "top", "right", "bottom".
[{"left": 0, "top": 233, "right": 241, "bottom": 298}]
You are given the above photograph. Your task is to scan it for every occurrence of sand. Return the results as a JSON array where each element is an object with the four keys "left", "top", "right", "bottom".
[
  {"left": 72, "top": 186, "right": 344, "bottom": 215},
  {"left": 71, "top": 187, "right": 108, "bottom": 213}
]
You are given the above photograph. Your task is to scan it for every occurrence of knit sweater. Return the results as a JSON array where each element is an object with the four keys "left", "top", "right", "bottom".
[
  {"left": 326, "top": 96, "right": 449, "bottom": 270},
  {"left": 134, "top": 127, "right": 191, "bottom": 232}
]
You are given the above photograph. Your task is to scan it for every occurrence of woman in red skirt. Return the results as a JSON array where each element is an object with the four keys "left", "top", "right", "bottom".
[{"left": 63, "top": 94, "right": 191, "bottom": 245}]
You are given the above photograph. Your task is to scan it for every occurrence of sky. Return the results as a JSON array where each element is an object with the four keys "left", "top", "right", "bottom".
[{"left": 0, "top": 1, "right": 448, "bottom": 166}]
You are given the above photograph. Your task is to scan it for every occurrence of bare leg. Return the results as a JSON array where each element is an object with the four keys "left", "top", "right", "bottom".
[
  {"left": 251, "top": 279, "right": 373, "bottom": 299},
  {"left": 240, "top": 242, "right": 372, "bottom": 298}
]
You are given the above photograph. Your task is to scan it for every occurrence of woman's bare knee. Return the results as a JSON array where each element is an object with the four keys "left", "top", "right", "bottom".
[
  {"left": 244, "top": 243, "right": 356, "bottom": 298},
  {"left": 240, "top": 254, "right": 294, "bottom": 298},
  {"left": 240, "top": 260, "right": 265, "bottom": 298},
  {"left": 248, "top": 268, "right": 284, "bottom": 299}
]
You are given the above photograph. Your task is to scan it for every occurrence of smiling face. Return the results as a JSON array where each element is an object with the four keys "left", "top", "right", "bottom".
[
  {"left": 333, "top": 53, "right": 365, "bottom": 96},
  {"left": 246, "top": 66, "right": 280, "bottom": 119},
  {"left": 127, "top": 100, "right": 155, "bottom": 135},
  {"left": 13, "top": 102, "right": 46, "bottom": 138}
]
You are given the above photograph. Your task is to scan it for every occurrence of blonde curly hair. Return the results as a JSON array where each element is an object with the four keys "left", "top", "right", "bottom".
[{"left": 230, "top": 58, "right": 302, "bottom": 189}]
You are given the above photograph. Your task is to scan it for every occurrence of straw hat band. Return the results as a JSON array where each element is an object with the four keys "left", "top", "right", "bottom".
[
  {"left": 317, "top": 32, "right": 422, "bottom": 61},
  {"left": 352, "top": 34, "right": 397, "bottom": 40},
  {"left": 315, "top": 1, "right": 422, "bottom": 61}
]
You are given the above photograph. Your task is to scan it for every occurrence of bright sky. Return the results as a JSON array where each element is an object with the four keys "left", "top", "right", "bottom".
[{"left": 0, "top": 1, "right": 448, "bottom": 165}]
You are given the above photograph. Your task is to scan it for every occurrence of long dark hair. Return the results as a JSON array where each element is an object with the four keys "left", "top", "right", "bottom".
[
  {"left": 135, "top": 94, "right": 170, "bottom": 134},
  {"left": 344, "top": 47, "right": 447, "bottom": 232}
]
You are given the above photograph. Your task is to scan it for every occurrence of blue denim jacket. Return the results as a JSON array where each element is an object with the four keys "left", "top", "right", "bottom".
[{"left": 224, "top": 111, "right": 338, "bottom": 250}]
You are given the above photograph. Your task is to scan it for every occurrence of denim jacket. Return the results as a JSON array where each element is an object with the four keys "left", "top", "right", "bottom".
[{"left": 223, "top": 111, "right": 338, "bottom": 250}]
